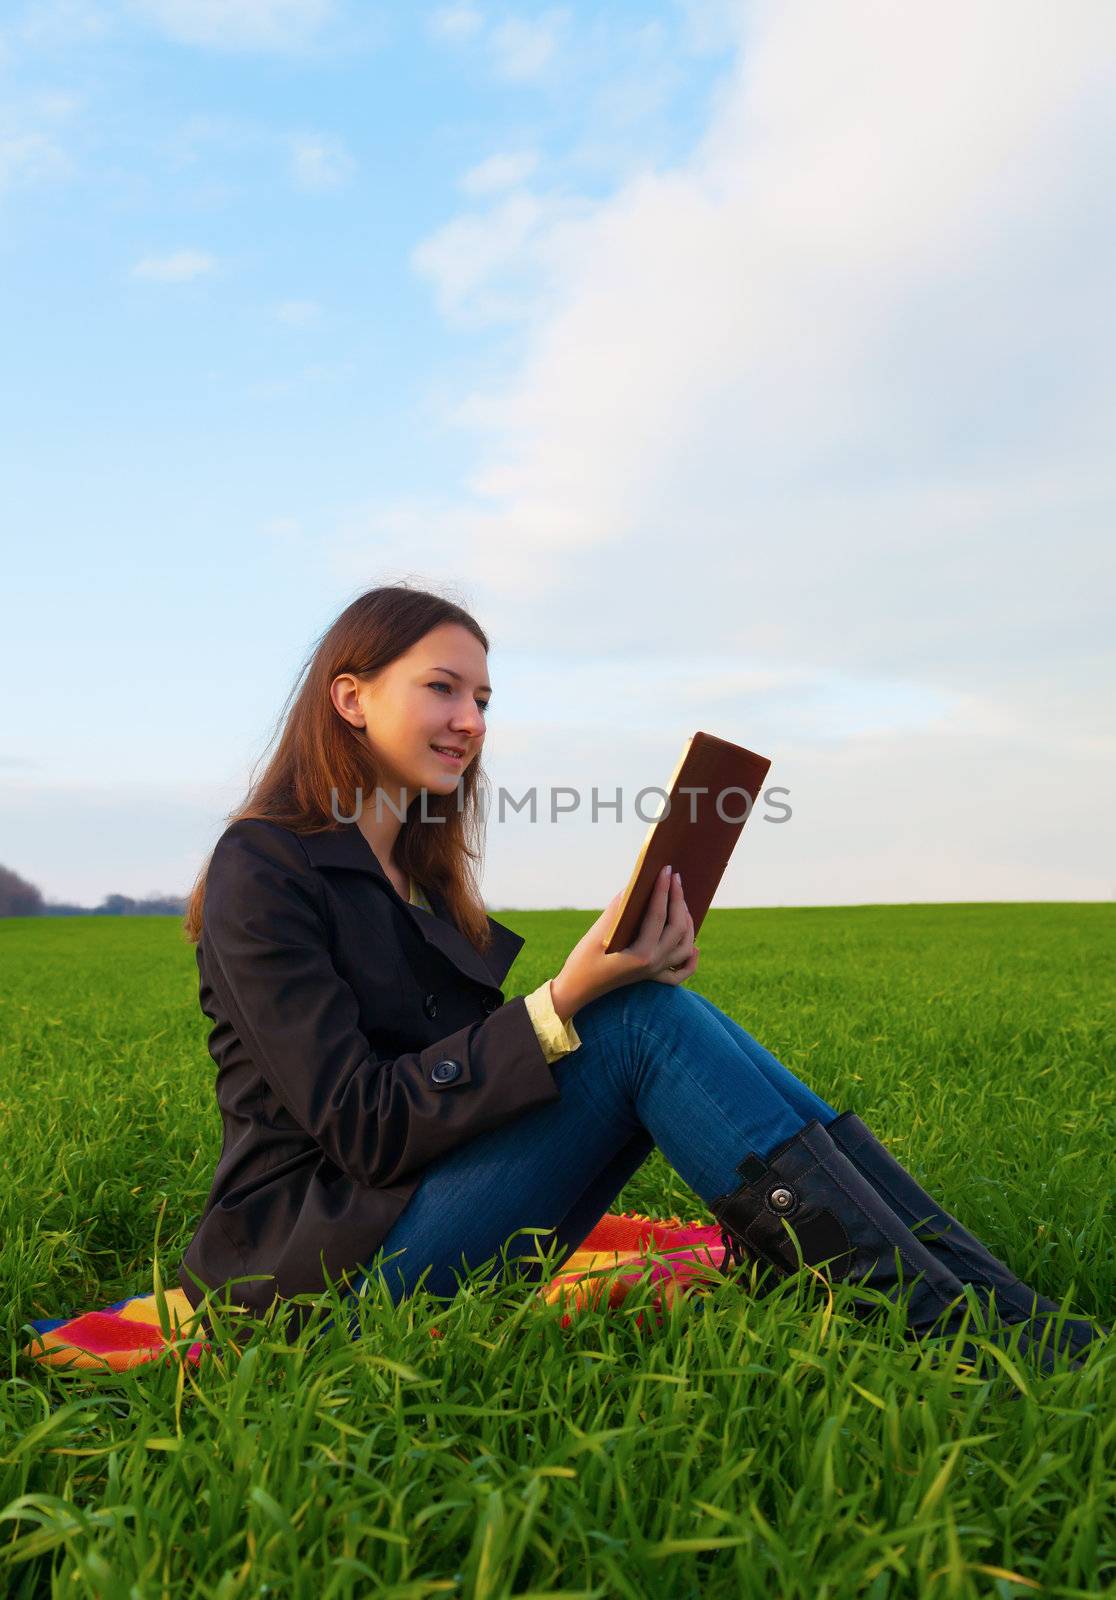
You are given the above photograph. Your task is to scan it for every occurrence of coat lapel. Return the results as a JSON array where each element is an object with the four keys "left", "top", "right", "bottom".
[{"left": 299, "top": 823, "right": 524, "bottom": 990}]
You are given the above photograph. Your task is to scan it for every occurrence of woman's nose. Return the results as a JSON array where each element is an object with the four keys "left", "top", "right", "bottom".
[{"left": 452, "top": 707, "right": 486, "bottom": 736}]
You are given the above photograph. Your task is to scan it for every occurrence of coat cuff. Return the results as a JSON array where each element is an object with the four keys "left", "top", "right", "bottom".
[{"left": 523, "top": 980, "right": 582, "bottom": 1062}]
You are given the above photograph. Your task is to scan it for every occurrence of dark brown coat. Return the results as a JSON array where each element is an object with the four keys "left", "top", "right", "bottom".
[{"left": 177, "top": 817, "right": 560, "bottom": 1327}]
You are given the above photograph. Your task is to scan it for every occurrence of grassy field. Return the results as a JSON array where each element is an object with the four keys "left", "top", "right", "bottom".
[{"left": 1, "top": 904, "right": 1113, "bottom": 1598}]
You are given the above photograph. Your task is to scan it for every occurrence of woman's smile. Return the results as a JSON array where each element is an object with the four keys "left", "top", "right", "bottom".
[{"left": 430, "top": 743, "right": 465, "bottom": 766}]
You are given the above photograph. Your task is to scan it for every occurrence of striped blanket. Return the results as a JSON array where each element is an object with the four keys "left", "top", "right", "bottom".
[{"left": 22, "top": 1211, "right": 730, "bottom": 1372}]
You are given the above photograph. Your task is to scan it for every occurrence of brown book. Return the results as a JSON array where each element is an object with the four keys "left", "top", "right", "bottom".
[{"left": 602, "top": 732, "right": 772, "bottom": 953}]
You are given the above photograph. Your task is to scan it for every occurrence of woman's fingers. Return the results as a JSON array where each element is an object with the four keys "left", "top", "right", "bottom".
[
  {"left": 664, "top": 872, "right": 690, "bottom": 944},
  {"left": 634, "top": 864, "right": 674, "bottom": 952},
  {"left": 656, "top": 875, "right": 696, "bottom": 974},
  {"left": 657, "top": 939, "right": 700, "bottom": 984},
  {"left": 625, "top": 868, "right": 699, "bottom": 982}
]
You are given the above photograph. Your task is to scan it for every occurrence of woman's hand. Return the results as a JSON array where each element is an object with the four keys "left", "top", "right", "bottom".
[{"left": 549, "top": 864, "right": 699, "bottom": 1023}]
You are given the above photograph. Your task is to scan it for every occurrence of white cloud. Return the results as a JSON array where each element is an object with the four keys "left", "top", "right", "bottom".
[
  {"left": 460, "top": 148, "right": 538, "bottom": 196},
  {"left": 402, "top": 2, "right": 1116, "bottom": 655},
  {"left": 33, "top": 89, "right": 83, "bottom": 118},
  {"left": 328, "top": 0, "right": 1116, "bottom": 904},
  {"left": 0, "top": 87, "right": 81, "bottom": 195},
  {"left": 0, "top": 130, "right": 71, "bottom": 192},
  {"left": 163, "top": 114, "right": 354, "bottom": 196},
  {"left": 165, "top": 111, "right": 261, "bottom": 168},
  {"left": 289, "top": 131, "right": 354, "bottom": 191},
  {"left": 274, "top": 297, "right": 322, "bottom": 325},
  {"left": 130, "top": 249, "right": 216, "bottom": 281},
  {"left": 487, "top": 8, "right": 567, "bottom": 81},
  {"left": 129, "top": 0, "right": 335, "bottom": 52},
  {"left": 411, "top": 188, "right": 596, "bottom": 325},
  {"left": 671, "top": 0, "right": 744, "bottom": 57},
  {"left": 427, "top": 3, "right": 483, "bottom": 42},
  {"left": 15, "top": 1, "right": 113, "bottom": 47}
]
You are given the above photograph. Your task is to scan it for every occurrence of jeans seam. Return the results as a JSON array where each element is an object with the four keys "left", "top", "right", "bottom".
[{"left": 689, "top": 990, "right": 838, "bottom": 1125}]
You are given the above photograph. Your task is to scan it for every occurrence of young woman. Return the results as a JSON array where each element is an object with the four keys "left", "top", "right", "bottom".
[{"left": 179, "top": 584, "right": 1103, "bottom": 1365}]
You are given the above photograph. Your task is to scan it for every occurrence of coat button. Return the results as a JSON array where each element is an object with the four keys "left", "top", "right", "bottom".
[
  {"left": 482, "top": 994, "right": 500, "bottom": 1014},
  {"left": 423, "top": 992, "right": 438, "bottom": 1019},
  {"left": 430, "top": 1058, "right": 462, "bottom": 1084}
]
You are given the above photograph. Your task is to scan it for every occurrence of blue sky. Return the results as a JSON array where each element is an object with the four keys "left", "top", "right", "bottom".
[{"left": 3, "top": 1, "right": 1114, "bottom": 909}]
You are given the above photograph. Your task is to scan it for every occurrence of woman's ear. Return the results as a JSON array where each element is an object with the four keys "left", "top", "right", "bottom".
[{"left": 329, "top": 673, "right": 366, "bottom": 729}]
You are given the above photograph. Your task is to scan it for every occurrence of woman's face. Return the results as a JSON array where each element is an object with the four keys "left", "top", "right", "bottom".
[{"left": 332, "top": 621, "right": 491, "bottom": 801}]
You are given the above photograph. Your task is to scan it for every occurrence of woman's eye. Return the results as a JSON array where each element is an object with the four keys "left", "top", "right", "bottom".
[{"left": 430, "top": 682, "right": 489, "bottom": 712}]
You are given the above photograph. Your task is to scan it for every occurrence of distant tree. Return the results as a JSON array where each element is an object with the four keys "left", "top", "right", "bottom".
[
  {"left": 0, "top": 867, "right": 186, "bottom": 917},
  {"left": 98, "top": 893, "right": 136, "bottom": 916},
  {"left": 0, "top": 865, "right": 44, "bottom": 917},
  {"left": 94, "top": 892, "right": 186, "bottom": 915},
  {"left": 131, "top": 894, "right": 187, "bottom": 915}
]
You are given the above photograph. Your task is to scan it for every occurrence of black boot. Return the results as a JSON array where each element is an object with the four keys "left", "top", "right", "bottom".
[
  {"left": 712, "top": 1119, "right": 975, "bottom": 1336},
  {"left": 711, "top": 1120, "right": 1079, "bottom": 1371},
  {"left": 826, "top": 1110, "right": 1106, "bottom": 1361}
]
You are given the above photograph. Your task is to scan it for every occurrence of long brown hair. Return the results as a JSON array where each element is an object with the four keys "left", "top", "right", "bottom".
[{"left": 182, "top": 583, "right": 494, "bottom": 952}]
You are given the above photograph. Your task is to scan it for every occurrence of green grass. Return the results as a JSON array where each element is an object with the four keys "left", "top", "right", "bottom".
[{"left": 1, "top": 904, "right": 1113, "bottom": 1598}]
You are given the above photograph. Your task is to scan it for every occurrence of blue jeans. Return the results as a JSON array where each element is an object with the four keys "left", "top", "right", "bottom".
[{"left": 350, "top": 982, "right": 840, "bottom": 1310}]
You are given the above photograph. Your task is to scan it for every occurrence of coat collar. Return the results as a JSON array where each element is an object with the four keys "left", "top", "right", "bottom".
[{"left": 298, "top": 823, "right": 524, "bottom": 990}]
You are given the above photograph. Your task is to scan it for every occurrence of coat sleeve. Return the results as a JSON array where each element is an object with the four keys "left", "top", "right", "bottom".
[{"left": 200, "top": 819, "right": 562, "bottom": 1188}]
